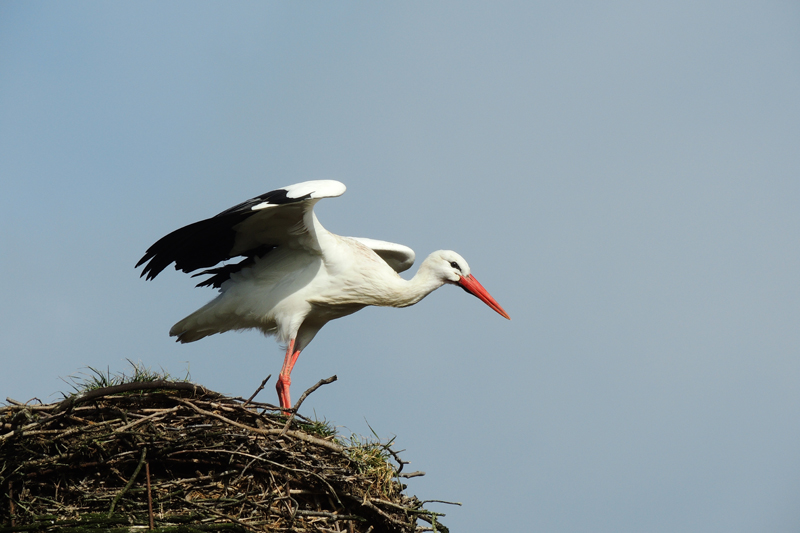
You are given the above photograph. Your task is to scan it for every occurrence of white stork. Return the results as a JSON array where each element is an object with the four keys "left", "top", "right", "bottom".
[{"left": 137, "top": 180, "right": 510, "bottom": 409}]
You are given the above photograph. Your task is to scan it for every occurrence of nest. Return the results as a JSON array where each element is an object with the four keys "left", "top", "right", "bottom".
[{"left": 0, "top": 380, "right": 450, "bottom": 532}]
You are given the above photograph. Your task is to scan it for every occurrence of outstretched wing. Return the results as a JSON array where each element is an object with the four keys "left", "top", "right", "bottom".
[
  {"left": 136, "top": 180, "right": 346, "bottom": 287},
  {"left": 347, "top": 237, "right": 415, "bottom": 273}
]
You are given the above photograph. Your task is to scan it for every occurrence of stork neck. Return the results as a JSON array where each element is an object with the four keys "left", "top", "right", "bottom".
[{"left": 389, "top": 258, "right": 447, "bottom": 308}]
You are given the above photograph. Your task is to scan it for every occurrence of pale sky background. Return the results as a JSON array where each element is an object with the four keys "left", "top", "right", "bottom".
[{"left": 2, "top": 3, "right": 799, "bottom": 531}]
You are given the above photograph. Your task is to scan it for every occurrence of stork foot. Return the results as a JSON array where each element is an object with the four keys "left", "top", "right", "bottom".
[
  {"left": 276, "top": 339, "right": 301, "bottom": 414},
  {"left": 276, "top": 374, "right": 292, "bottom": 412}
]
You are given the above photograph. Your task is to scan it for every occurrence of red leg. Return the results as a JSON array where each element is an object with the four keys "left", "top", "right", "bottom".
[{"left": 276, "top": 338, "right": 301, "bottom": 412}]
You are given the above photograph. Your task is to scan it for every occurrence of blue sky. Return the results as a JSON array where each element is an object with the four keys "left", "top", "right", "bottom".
[{"left": 2, "top": 3, "right": 799, "bottom": 531}]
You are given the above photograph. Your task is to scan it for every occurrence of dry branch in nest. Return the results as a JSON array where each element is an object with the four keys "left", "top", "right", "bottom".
[{"left": 0, "top": 380, "right": 451, "bottom": 532}]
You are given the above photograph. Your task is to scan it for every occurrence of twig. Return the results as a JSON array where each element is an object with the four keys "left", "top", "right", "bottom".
[
  {"left": 146, "top": 461, "right": 154, "bottom": 529},
  {"left": 1, "top": 418, "right": 117, "bottom": 443},
  {"left": 0, "top": 398, "right": 58, "bottom": 411},
  {"left": 173, "top": 397, "right": 344, "bottom": 452},
  {"left": 156, "top": 470, "right": 239, "bottom": 488},
  {"left": 293, "top": 509, "right": 365, "bottom": 521},
  {"left": 115, "top": 406, "right": 179, "bottom": 432},
  {"left": 243, "top": 375, "right": 271, "bottom": 407},
  {"left": 421, "top": 499, "right": 462, "bottom": 506},
  {"left": 399, "top": 471, "right": 426, "bottom": 478},
  {"left": 417, "top": 512, "right": 451, "bottom": 533},
  {"left": 280, "top": 375, "right": 337, "bottom": 434},
  {"left": 4, "top": 399, "right": 50, "bottom": 409},
  {"left": 384, "top": 443, "right": 410, "bottom": 473},
  {"left": 9, "top": 481, "right": 14, "bottom": 527},
  {"left": 173, "top": 448, "right": 346, "bottom": 509},
  {"left": 371, "top": 497, "right": 446, "bottom": 515},
  {"left": 183, "top": 496, "right": 258, "bottom": 531},
  {"left": 352, "top": 497, "right": 410, "bottom": 529},
  {"left": 54, "top": 381, "right": 215, "bottom": 413},
  {"left": 293, "top": 375, "right": 338, "bottom": 413},
  {"left": 108, "top": 447, "right": 147, "bottom": 515}
]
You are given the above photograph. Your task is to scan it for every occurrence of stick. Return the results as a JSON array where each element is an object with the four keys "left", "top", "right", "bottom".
[
  {"left": 108, "top": 447, "right": 147, "bottom": 516},
  {"left": 243, "top": 375, "right": 271, "bottom": 407},
  {"left": 146, "top": 461, "right": 154, "bottom": 529},
  {"left": 115, "top": 406, "right": 179, "bottom": 433},
  {"left": 173, "top": 398, "right": 344, "bottom": 453},
  {"left": 55, "top": 381, "right": 215, "bottom": 413},
  {"left": 182, "top": 497, "right": 257, "bottom": 531},
  {"left": 9, "top": 481, "right": 14, "bottom": 527},
  {"left": 384, "top": 444, "right": 410, "bottom": 473},
  {"left": 292, "top": 509, "right": 365, "bottom": 521},
  {"left": 280, "top": 375, "right": 337, "bottom": 434},
  {"left": 421, "top": 499, "right": 462, "bottom": 506}
]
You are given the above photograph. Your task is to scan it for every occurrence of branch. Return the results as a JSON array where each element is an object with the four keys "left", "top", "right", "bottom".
[
  {"left": 54, "top": 381, "right": 215, "bottom": 414},
  {"left": 108, "top": 447, "right": 147, "bottom": 515},
  {"left": 173, "top": 398, "right": 344, "bottom": 453},
  {"left": 146, "top": 462, "right": 154, "bottom": 529},
  {"left": 243, "top": 374, "right": 271, "bottom": 407},
  {"left": 114, "top": 406, "right": 179, "bottom": 433},
  {"left": 280, "top": 375, "right": 337, "bottom": 434}
]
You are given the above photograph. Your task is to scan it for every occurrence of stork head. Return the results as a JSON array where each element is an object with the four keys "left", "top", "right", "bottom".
[{"left": 429, "top": 250, "right": 511, "bottom": 320}]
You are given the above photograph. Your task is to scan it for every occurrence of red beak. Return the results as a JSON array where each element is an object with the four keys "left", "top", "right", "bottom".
[{"left": 458, "top": 274, "right": 511, "bottom": 320}]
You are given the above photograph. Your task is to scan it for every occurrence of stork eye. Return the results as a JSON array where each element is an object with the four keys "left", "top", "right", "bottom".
[{"left": 449, "top": 261, "right": 461, "bottom": 271}]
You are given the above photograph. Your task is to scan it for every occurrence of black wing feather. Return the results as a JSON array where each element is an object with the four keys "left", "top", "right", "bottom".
[
  {"left": 190, "top": 244, "right": 276, "bottom": 288},
  {"left": 136, "top": 188, "right": 312, "bottom": 283}
]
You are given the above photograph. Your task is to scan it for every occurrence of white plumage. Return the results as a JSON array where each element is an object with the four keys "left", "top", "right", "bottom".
[{"left": 137, "top": 180, "right": 509, "bottom": 409}]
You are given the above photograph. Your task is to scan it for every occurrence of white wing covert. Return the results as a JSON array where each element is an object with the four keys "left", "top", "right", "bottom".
[
  {"left": 136, "top": 180, "right": 346, "bottom": 288},
  {"left": 347, "top": 237, "right": 416, "bottom": 273}
]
